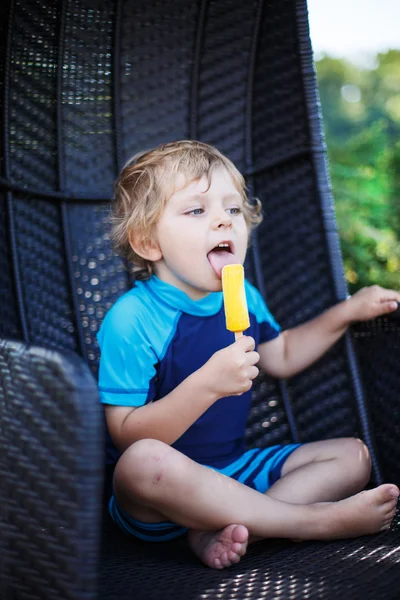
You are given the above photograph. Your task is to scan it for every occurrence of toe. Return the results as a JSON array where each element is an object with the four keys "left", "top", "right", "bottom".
[
  {"left": 383, "top": 484, "right": 399, "bottom": 500},
  {"left": 220, "top": 553, "right": 232, "bottom": 568},
  {"left": 232, "top": 524, "right": 249, "bottom": 544},
  {"left": 228, "top": 552, "right": 241, "bottom": 564},
  {"left": 231, "top": 542, "right": 243, "bottom": 554}
]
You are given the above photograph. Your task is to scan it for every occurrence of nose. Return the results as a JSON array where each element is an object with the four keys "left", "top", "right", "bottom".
[{"left": 212, "top": 209, "right": 232, "bottom": 230}]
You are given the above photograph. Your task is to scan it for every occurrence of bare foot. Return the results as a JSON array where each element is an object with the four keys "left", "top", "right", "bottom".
[
  {"left": 188, "top": 524, "right": 249, "bottom": 569},
  {"left": 317, "top": 484, "right": 399, "bottom": 540}
]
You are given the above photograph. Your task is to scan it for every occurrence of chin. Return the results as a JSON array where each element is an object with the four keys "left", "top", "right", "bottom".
[{"left": 209, "top": 279, "right": 223, "bottom": 292}]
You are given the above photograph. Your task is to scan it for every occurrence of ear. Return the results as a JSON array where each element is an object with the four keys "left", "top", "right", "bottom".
[{"left": 128, "top": 229, "right": 162, "bottom": 262}]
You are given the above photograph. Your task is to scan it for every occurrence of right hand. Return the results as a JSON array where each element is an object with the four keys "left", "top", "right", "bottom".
[{"left": 202, "top": 336, "right": 260, "bottom": 399}]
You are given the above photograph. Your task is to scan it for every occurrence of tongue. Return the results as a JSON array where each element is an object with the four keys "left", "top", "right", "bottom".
[{"left": 207, "top": 250, "right": 238, "bottom": 278}]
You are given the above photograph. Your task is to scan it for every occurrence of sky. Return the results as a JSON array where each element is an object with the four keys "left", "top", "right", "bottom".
[{"left": 307, "top": 0, "right": 400, "bottom": 66}]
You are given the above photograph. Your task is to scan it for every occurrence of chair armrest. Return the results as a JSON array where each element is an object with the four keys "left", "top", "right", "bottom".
[
  {"left": 350, "top": 315, "right": 400, "bottom": 483},
  {"left": 0, "top": 339, "right": 104, "bottom": 600}
]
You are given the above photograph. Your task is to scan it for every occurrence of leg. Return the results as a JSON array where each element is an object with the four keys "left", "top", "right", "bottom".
[
  {"left": 266, "top": 437, "right": 372, "bottom": 504},
  {"left": 113, "top": 439, "right": 398, "bottom": 568}
]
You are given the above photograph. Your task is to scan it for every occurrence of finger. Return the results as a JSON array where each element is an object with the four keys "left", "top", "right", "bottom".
[
  {"left": 385, "top": 300, "right": 399, "bottom": 312},
  {"left": 379, "top": 290, "right": 400, "bottom": 302},
  {"left": 235, "top": 335, "right": 255, "bottom": 351},
  {"left": 234, "top": 381, "right": 252, "bottom": 395},
  {"left": 246, "top": 351, "right": 260, "bottom": 365},
  {"left": 234, "top": 379, "right": 253, "bottom": 394},
  {"left": 388, "top": 303, "right": 400, "bottom": 320},
  {"left": 248, "top": 366, "right": 259, "bottom": 380}
]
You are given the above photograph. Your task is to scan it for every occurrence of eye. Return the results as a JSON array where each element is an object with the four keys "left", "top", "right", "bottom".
[
  {"left": 186, "top": 207, "right": 204, "bottom": 216},
  {"left": 227, "top": 206, "right": 241, "bottom": 215}
]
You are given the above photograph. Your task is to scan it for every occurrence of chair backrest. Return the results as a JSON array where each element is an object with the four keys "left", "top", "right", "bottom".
[{"left": 0, "top": 0, "right": 365, "bottom": 454}]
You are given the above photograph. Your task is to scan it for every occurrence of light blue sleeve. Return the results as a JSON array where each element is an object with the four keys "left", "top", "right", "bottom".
[{"left": 97, "top": 299, "right": 158, "bottom": 407}]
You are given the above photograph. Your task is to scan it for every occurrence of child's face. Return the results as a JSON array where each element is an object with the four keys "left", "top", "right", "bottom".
[{"left": 153, "top": 167, "right": 249, "bottom": 300}]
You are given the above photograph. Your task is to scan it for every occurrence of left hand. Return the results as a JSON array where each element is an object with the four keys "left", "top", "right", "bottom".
[{"left": 347, "top": 285, "right": 400, "bottom": 321}]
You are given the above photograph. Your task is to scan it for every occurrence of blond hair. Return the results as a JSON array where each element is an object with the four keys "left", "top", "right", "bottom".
[{"left": 111, "top": 140, "right": 262, "bottom": 279}]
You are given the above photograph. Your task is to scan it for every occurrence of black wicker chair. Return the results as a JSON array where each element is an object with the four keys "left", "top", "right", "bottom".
[{"left": 1, "top": 1, "right": 400, "bottom": 599}]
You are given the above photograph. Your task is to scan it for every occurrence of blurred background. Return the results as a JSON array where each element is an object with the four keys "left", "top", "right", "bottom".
[{"left": 308, "top": 0, "right": 400, "bottom": 292}]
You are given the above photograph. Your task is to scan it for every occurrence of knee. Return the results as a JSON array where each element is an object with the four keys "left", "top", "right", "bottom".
[
  {"left": 114, "top": 439, "right": 173, "bottom": 498},
  {"left": 342, "top": 438, "right": 372, "bottom": 486}
]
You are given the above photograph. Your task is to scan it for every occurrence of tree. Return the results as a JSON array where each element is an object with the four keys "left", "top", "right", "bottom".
[{"left": 315, "top": 51, "right": 400, "bottom": 291}]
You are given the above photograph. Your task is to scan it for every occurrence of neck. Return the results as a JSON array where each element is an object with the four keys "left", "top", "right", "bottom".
[{"left": 153, "top": 266, "right": 213, "bottom": 301}]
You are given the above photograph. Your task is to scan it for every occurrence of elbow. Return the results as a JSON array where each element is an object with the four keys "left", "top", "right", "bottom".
[
  {"left": 266, "top": 365, "right": 293, "bottom": 380},
  {"left": 112, "top": 416, "right": 176, "bottom": 451},
  {"left": 275, "top": 333, "right": 300, "bottom": 379},
  {"left": 106, "top": 407, "right": 142, "bottom": 453},
  {"left": 108, "top": 425, "right": 135, "bottom": 454},
  {"left": 117, "top": 419, "right": 146, "bottom": 453},
  {"left": 268, "top": 359, "right": 315, "bottom": 380},
  {"left": 263, "top": 357, "right": 299, "bottom": 380}
]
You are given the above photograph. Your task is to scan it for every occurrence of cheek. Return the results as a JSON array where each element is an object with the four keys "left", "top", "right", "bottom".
[
  {"left": 156, "top": 221, "right": 180, "bottom": 248},
  {"left": 239, "top": 223, "right": 250, "bottom": 244},
  {"left": 159, "top": 226, "right": 202, "bottom": 259}
]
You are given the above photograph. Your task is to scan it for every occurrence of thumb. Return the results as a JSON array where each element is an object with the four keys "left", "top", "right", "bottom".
[{"left": 387, "top": 300, "right": 400, "bottom": 313}]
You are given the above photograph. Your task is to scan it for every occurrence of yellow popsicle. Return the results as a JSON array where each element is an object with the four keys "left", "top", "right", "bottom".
[{"left": 222, "top": 264, "right": 250, "bottom": 339}]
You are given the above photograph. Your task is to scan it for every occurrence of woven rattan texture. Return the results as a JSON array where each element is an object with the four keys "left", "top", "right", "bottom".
[
  {"left": 352, "top": 319, "right": 400, "bottom": 485},
  {"left": 0, "top": 341, "right": 103, "bottom": 600},
  {"left": 9, "top": 0, "right": 60, "bottom": 191},
  {"left": 252, "top": 1, "right": 309, "bottom": 170},
  {"left": 0, "top": 2, "right": 7, "bottom": 171},
  {"left": 0, "top": 194, "right": 22, "bottom": 340},
  {"left": 195, "top": 0, "right": 256, "bottom": 167},
  {"left": 66, "top": 205, "right": 129, "bottom": 374},
  {"left": 100, "top": 507, "right": 400, "bottom": 600},
  {"left": 246, "top": 373, "right": 294, "bottom": 447},
  {"left": 0, "top": 1, "right": 22, "bottom": 341},
  {"left": 254, "top": 164, "right": 358, "bottom": 441},
  {"left": 12, "top": 196, "right": 78, "bottom": 350},
  {"left": 243, "top": 254, "right": 294, "bottom": 445},
  {"left": 62, "top": 0, "right": 116, "bottom": 195},
  {"left": 120, "top": 0, "right": 197, "bottom": 162}
]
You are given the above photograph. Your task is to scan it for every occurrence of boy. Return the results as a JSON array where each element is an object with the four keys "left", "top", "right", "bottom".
[{"left": 98, "top": 140, "right": 400, "bottom": 570}]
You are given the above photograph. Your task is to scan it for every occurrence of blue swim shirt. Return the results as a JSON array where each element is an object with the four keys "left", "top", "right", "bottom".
[{"left": 97, "top": 275, "right": 280, "bottom": 468}]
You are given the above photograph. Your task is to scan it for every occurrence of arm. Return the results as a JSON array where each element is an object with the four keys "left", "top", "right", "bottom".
[
  {"left": 106, "top": 368, "right": 216, "bottom": 452},
  {"left": 106, "top": 335, "right": 259, "bottom": 453},
  {"left": 258, "top": 285, "right": 400, "bottom": 380}
]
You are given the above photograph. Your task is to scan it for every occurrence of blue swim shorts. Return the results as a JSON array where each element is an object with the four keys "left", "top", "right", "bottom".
[{"left": 109, "top": 443, "right": 301, "bottom": 542}]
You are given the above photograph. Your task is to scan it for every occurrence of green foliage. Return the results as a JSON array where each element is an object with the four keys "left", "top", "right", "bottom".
[{"left": 315, "top": 51, "right": 400, "bottom": 292}]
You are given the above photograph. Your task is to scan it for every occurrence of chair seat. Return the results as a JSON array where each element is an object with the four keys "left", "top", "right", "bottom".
[{"left": 99, "top": 506, "right": 400, "bottom": 600}]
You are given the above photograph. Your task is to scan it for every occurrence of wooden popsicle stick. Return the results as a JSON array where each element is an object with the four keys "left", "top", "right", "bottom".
[{"left": 234, "top": 331, "right": 243, "bottom": 340}]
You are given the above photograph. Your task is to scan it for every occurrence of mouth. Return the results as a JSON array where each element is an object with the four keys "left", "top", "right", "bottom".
[{"left": 207, "top": 241, "right": 239, "bottom": 278}]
